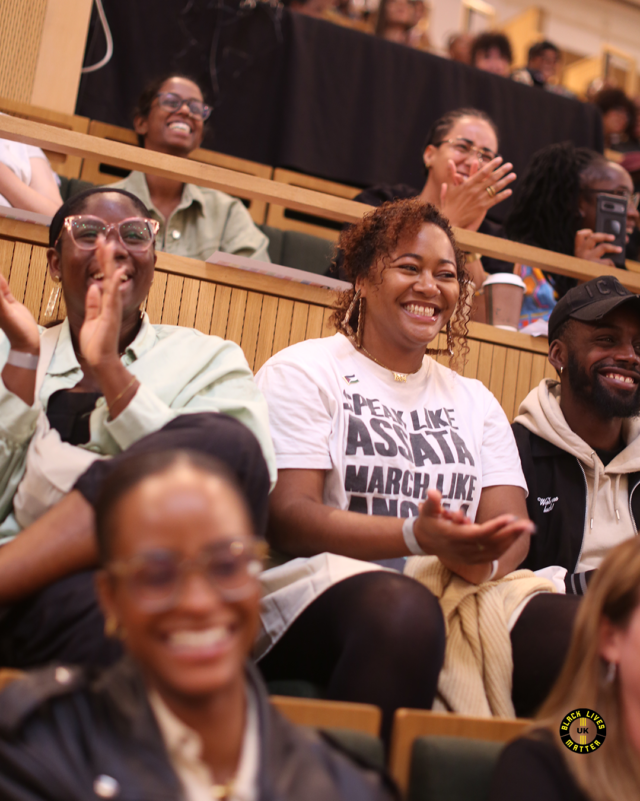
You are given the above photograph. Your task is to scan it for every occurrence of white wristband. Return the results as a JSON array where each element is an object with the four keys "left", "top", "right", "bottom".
[
  {"left": 6, "top": 350, "right": 39, "bottom": 370},
  {"left": 488, "top": 560, "right": 499, "bottom": 581},
  {"left": 402, "top": 516, "right": 426, "bottom": 556}
]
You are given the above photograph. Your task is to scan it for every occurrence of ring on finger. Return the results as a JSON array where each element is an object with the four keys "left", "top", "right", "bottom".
[{"left": 486, "top": 185, "right": 497, "bottom": 199}]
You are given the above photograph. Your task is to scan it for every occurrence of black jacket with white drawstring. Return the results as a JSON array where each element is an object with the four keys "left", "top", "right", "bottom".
[{"left": 513, "top": 379, "right": 640, "bottom": 594}]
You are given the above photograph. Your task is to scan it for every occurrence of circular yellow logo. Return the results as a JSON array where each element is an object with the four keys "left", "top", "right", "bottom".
[{"left": 559, "top": 709, "right": 606, "bottom": 753}]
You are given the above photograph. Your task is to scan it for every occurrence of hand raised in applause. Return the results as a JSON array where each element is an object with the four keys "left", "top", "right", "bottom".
[
  {"left": 413, "top": 489, "right": 534, "bottom": 566},
  {"left": 440, "top": 156, "right": 516, "bottom": 231},
  {"left": 78, "top": 240, "right": 124, "bottom": 373},
  {"left": 0, "top": 273, "right": 40, "bottom": 355}
]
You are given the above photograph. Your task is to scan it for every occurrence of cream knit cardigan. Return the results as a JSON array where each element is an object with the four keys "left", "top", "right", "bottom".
[{"left": 405, "top": 556, "right": 557, "bottom": 718}]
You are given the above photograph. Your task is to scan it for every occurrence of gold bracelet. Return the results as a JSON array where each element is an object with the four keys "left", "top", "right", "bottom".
[
  {"left": 465, "top": 252, "right": 482, "bottom": 264},
  {"left": 109, "top": 376, "right": 138, "bottom": 409}
]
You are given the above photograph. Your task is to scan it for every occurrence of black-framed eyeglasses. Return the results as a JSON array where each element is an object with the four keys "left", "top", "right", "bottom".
[
  {"left": 433, "top": 138, "right": 498, "bottom": 165},
  {"left": 106, "top": 539, "right": 264, "bottom": 612},
  {"left": 155, "top": 92, "right": 212, "bottom": 121},
  {"left": 59, "top": 215, "right": 160, "bottom": 253},
  {"left": 582, "top": 187, "right": 640, "bottom": 210}
]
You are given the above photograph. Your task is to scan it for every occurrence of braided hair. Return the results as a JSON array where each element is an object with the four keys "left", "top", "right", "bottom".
[{"left": 505, "top": 143, "right": 610, "bottom": 296}]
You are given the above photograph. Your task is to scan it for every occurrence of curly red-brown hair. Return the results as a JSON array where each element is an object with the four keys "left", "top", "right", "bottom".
[{"left": 331, "top": 199, "right": 471, "bottom": 369}]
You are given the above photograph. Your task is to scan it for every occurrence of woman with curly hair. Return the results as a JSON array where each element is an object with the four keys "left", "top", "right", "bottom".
[{"left": 252, "top": 199, "right": 578, "bottom": 745}]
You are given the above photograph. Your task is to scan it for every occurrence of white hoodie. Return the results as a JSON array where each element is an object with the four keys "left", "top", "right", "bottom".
[{"left": 514, "top": 379, "right": 640, "bottom": 571}]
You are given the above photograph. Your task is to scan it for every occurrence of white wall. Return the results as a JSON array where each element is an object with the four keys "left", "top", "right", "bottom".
[{"left": 429, "top": 0, "right": 640, "bottom": 64}]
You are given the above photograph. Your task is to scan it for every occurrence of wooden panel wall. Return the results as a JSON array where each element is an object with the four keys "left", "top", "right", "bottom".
[
  {"left": 0, "top": 0, "right": 48, "bottom": 102},
  {"left": 0, "top": 235, "right": 551, "bottom": 419}
]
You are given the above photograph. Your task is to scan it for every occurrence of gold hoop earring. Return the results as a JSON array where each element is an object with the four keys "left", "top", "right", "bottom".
[
  {"left": 104, "top": 616, "right": 121, "bottom": 639},
  {"left": 425, "top": 321, "right": 454, "bottom": 357},
  {"left": 341, "top": 289, "right": 364, "bottom": 347},
  {"left": 44, "top": 277, "right": 61, "bottom": 320}
]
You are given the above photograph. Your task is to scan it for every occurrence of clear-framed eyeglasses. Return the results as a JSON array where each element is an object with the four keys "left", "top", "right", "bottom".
[
  {"left": 434, "top": 137, "right": 498, "bottom": 165},
  {"left": 105, "top": 539, "right": 265, "bottom": 612},
  {"left": 58, "top": 215, "right": 160, "bottom": 253}
]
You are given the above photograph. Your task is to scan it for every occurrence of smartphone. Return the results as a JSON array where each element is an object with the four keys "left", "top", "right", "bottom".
[{"left": 595, "top": 193, "right": 627, "bottom": 269}]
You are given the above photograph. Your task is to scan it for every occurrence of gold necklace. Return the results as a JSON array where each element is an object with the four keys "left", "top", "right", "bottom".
[
  {"left": 358, "top": 345, "right": 420, "bottom": 383},
  {"left": 211, "top": 778, "right": 235, "bottom": 800}
]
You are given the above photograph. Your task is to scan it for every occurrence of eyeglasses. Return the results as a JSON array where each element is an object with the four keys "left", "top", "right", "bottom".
[
  {"left": 583, "top": 188, "right": 640, "bottom": 210},
  {"left": 155, "top": 92, "right": 212, "bottom": 121},
  {"left": 106, "top": 539, "right": 264, "bottom": 612},
  {"left": 433, "top": 138, "right": 498, "bottom": 165},
  {"left": 60, "top": 216, "right": 160, "bottom": 253}
]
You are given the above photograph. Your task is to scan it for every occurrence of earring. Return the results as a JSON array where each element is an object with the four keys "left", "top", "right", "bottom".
[
  {"left": 44, "top": 277, "right": 61, "bottom": 320},
  {"left": 356, "top": 295, "right": 365, "bottom": 348},
  {"left": 104, "top": 616, "right": 121, "bottom": 639},
  {"left": 559, "top": 367, "right": 564, "bottom": 376},
  {"left": 425, "top": 321, "right": 454, "bottom": 357},
  {"left": 341, "top": 289, "right": 363, "bottom": 348},
  {"left": 605, "top": 660, "right": 617, "bottom": 684}
]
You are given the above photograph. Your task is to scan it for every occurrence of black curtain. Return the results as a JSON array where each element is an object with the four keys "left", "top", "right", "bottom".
[{"left": 77, "top": 2, "right": 603, "bottom": 221}]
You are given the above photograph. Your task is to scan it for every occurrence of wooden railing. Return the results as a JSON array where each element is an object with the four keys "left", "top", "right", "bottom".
[{"left": 1, "top": 113, "right": 638, "bottom": 293}]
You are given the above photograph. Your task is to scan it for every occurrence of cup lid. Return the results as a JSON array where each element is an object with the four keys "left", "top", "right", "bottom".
[{"left": 482, "top": 273, "right": 526, "bottom": 290}]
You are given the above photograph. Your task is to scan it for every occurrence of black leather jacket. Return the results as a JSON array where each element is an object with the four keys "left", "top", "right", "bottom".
[
  {"left": 513, "top": 423, "right": 640, "bottom": 593},
  {"left": 0, "top": 658, "right": 397, "bottom": 801}
]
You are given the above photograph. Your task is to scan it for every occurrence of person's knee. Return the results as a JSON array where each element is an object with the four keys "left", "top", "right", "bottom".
[{"left": 349, "top": 572, "right": 445, "bottom": 649}]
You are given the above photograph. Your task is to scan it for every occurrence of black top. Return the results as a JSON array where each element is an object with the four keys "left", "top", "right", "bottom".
[
  {"left": 352, "top": 183, "right": 514, "bottom": 275},
  {"left": 46, "top": 390, "right": 102, "bottom": 446},
  {"left": 489, "top": 733, "right": 591, "bottom": 801}
]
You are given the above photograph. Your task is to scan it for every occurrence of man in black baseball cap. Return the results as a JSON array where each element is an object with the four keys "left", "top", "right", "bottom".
[
  {"left": 548, "top": 275, "right": 640, "bottom": 343},
  {"left": 512, "top": 275, "right": 640, "bottom": 595}
]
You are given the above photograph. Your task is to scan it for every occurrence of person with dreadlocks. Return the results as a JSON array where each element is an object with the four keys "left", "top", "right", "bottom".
[{"left": 505, "top": 142, "right": 639, "bottom": 328}]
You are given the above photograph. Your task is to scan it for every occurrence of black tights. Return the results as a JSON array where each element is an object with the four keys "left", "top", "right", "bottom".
[{"left": 258, "top": 574, "right": 581, "bottom": 746}]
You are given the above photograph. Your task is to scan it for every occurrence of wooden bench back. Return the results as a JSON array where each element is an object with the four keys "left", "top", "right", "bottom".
[
  {"left": 0, "top": 96, "right": 89, "bottom": 179},
  {"left": 80, "top": 120, "right": 273, "bottom": 225},
  {"left": 0, "top": 217, "right": 552, "bottom": 416}
]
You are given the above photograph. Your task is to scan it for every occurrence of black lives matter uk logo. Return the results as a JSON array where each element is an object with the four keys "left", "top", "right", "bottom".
[{"left": 559, "top": 709, "right": 606, "bottom": 754}]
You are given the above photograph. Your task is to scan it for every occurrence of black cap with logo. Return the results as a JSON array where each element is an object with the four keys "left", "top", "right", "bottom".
[{"left": 548, "top": 276, "right": 640, "bottom": 342}]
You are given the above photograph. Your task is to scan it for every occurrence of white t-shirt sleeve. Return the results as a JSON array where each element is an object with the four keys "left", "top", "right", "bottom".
[
  {"left": 256, "top": 360, "right": 334, "bottom": 470},
  {"left": 25, "top": 145, "right": 47, "bottom": 161},
  {"left": 479, "top": 388, "right": 528, "bottom": 493}
]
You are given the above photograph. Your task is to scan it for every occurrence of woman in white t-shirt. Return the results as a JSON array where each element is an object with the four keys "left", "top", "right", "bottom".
[
  {"left": 256, "top": 199, "right": 575, "bottom": 744},
  {"left": 0, "top": 133, "right": 62, "bottom": 216}
]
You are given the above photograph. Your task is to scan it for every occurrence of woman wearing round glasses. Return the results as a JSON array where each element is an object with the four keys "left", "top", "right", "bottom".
[
  {"left": 111, "top": 74, "right": 270, "bottom": 262},
  {"left": 0, "top": 186, "right": 275, "bottom": 670},
  {"left": 353, "top": 109, "right": 517, "bottom": 284},
  {"left": 0, "top": 450, "right": 394, "bottom": 801}
]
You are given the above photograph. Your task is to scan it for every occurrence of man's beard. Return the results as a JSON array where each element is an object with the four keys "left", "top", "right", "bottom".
[{"left": 567, "top": 356, "right": 640, "bottom": 418}]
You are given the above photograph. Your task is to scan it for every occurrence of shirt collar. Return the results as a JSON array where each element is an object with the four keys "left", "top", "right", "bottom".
[
  {"left": 47, "top": 313, "right": 157, "bottom": 376},
  {"left": 125, "top": 170, "right": 205, "bottom": 216},
  {"left": 148, "top": 686, "right": 259, "bottom": 801}
]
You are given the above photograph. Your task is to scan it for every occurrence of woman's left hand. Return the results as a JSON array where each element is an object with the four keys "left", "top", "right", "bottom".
[{"left": 78, "top": 240, "right": 124, "bottom": 373}]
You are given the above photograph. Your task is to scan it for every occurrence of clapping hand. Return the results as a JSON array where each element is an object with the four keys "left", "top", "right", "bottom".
[
  {"left": 78, "top": 240, "right": 124, "bottom": 372},
  {"left": 440, "top": 156, "right": 516, "bottom": 231},
  {"left": 413, "top": 489, "right": 534, "bottom": 566},
  {"left": 0, "top": 273, "right": 40, "bottom": 354}
]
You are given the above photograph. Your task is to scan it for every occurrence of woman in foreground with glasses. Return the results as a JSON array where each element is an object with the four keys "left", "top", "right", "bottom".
[
  {"left": 111, "top": 74, "right": 270, "bottom": 262},
  {"left": 490, "top": 536, "right": 640, "bottom": 801},
  {"left": 0, "top": 449, "right": 395, "bottom": 801},
  {"left": 0, "top": 186, "right": 275, "bottom": 670},
  {"left": 353, "top": 108, "right": 517, "bottom": 284},
  {"left": 506, "top": 142, "right": 640, "bottom": 328}
]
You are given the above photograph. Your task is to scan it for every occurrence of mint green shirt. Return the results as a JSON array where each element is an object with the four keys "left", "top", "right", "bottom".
[
  {"left": 0, "top": 314, "right": 276, "bottom": 541},
  {"left": 111, "top": 171, "right": 270, "bottom": 262}
]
